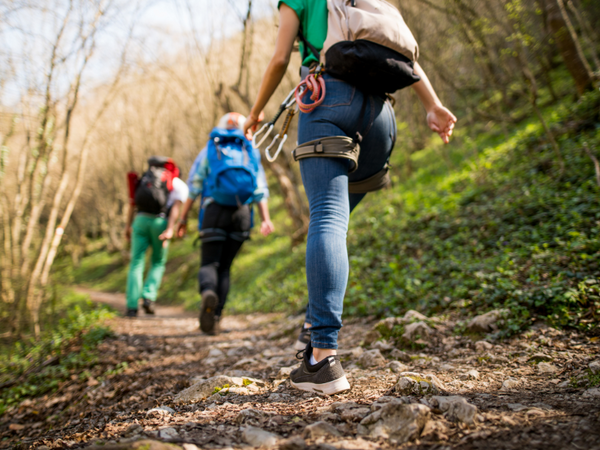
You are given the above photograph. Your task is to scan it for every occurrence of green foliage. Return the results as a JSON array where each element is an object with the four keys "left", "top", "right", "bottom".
[{"left": 0, "top": 293, "right": 115, "bottom": 415}]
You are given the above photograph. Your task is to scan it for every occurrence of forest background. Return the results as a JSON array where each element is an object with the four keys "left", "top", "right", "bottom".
[{"left": 0, "top": 0, "right": 599, "bottom": 395}]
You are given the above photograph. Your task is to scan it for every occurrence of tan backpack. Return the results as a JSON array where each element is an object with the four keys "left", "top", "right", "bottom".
[{"left": 303, "top": 0, "right": 421, "bottom": 94}]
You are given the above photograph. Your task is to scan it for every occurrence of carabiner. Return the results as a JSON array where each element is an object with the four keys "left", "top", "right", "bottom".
[
  {"left": 252, "top": 123, "right": 274, "bottom": 149},
  {"left": 265, "top": 133, "right": 288, "bottom": 163},
  {"left": 252, "top": 88, "right": 297, "bottom": 150}
]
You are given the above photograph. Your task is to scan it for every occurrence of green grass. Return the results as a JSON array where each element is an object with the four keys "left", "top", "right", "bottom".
[
  {"left": 56, "top": 89, "right": 600, "bottom": 337},
  {"left": 0, "top": 289, "right": 116, "bottom": 415}
]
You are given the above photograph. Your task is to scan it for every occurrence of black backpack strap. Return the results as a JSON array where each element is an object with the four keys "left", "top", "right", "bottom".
[{"left": 297, "top": 28, "right": 320, "bottom": 62}]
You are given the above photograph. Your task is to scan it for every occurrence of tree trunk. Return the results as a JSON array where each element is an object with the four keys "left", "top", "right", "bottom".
[{"left": 541, "top": 0, "right": 594, "bottom": 96}]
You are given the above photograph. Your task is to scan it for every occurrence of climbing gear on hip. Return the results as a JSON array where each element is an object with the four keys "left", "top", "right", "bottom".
[
  {"left": 252, "top": 87, "right": 296, "bottom": 152},
  {"left": 294, "top": 65, "right": 326, "bottom": 114},
  {"left": 253, "top": 65, "right": 327, "bottom": 163},
  {"left": 293, "top": 136, "right": 360, "bottom": 174}
]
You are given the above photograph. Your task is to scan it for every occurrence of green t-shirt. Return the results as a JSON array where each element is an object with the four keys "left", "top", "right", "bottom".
[{"left": 278, "top": 0, "right": 328, "bottom": 66}]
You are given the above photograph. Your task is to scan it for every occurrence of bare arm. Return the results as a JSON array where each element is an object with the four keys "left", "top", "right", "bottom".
[
  {"left": 176, "top": 197, "right": 195, "bottom": 238},
  {"left": 244, "top": 4, "right": 299, "bottom": 138},
  {"left": 411, "top": 62, "right": 457, "bottom": 144},
  {"left": 159, "top": 200, "right": 182, "bottom": 243},
  {"left": 257, "top": 200, "right": 275, "bottom": 237}
]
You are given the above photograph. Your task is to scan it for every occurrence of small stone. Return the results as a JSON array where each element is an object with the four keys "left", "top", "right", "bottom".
[
  {"left": 174, "top": 375, "right": 234, "bottom": 404},
  {"left": 468, "top": 309, "right": 508, "bottom": 333},
  {"left": 123, "top": 424, "right": 144, "bottom": 436},
  {"left": 158, "top": 427, "right": 179, "bottom": 440},
  {"left": 303, "top": 421, "right": 341, "bottom": 438},
  {"left": 390, "top": 349, "right": 412, "bottom": 362},
  {"left": 147, "top": 406, "right": 175, "bottom": 415},
  {"left": 501, "top": 377, "right": 519, "bottom": 390},
  {"left": 583, "top": 388, "right": 600, "bottom": 398},
  {"left": 242, "top": 426, "right": 278, "bottom": 448},
  {"left": 431, "top": 396, "right": 477, "bottom": 425},
  {"left": 9, "top": 424, "right": 25, "bottom": 431},
  {"left": 438, "top": 364, "right": 455, "bottom": 372},
  {"left": 363, "top": 330, "right": 382, "bottom": 346},
  {"left": 387, "top": 361, "right": 409, "bottom": 373},
  {"left": 329, "top": 402, "right": 360, "bottom": 413},
  {"left": 358, "top": 349, "right": 386, "bottom": 368},
  {"left": 507, "top": 403, "right": 528, "bottom": 412},
  {"left": 277, "top": 366, "right": 298, "bottom": 379},
  {"left": 340, "top": 408, "right": 370, "bottom": 422},
  {"left": 465, "top": 370, "right": 479, "bottom": 380},
  {"left": 475, "top": 341, "right": 493, "bottom": 353},
  {"left": 319, "top": 412, "right": 340, "bottom": 422},
  {"left": 358, "top": 403, "right": 430, "bottom": 444},
  {"left": 402, "top": 321, "right": 433, "bottom": 341},
  {"left": 235, "top": 408, "right": 270, "bottom": 426},
  {"left": 375, "top": 317, "right": 401, "bottom": 331},
  {"left": 371, "top": 340, "right": 394, "bottom": 351},
  {"left": 537, "top": 362, "right": 558, "bottom": 374},
  {"left": 182, "top": 445, "right": 201, "bottom": 450},
  {"left": 589, "top": 360, "right": 600, "bottom": 375},
  {"left": 207, "top": 348, "right": 225, "bottom": 358},
  {"left": 403, "top": 310, "right": 429, "bottom": 322},
  {"left": 278, "top": 436, "right": 307, "bottom": 450},
  {"left": 392, "top": 376, "right": 440, "bottom": 396},
  {"left": 268, "top": 393, "right": 290, "bottom": 402}
]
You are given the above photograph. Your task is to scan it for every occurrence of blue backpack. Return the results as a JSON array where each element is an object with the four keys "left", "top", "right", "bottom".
[{"left": 205, "top": 127, "right": 259, "bottom": 206}]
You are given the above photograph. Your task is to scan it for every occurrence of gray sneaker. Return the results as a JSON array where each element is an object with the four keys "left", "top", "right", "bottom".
[{"left": 290, "top": 343, "right": 350, "bottom": 395}]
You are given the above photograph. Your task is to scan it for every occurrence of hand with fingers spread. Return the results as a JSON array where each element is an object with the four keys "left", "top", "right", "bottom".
[{"left": 427, "top": 105, "right": 457, "bottom": 144}]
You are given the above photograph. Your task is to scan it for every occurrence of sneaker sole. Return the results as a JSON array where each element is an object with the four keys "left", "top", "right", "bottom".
[
  {"left": 200, "top": 291, "right": 218, "bottom": 333},
  {"left": 291, "top": 375, "right": 351, "bottom": 395},
  {"left": 293, "top": 340, "right": 308, "bottom": 351}
]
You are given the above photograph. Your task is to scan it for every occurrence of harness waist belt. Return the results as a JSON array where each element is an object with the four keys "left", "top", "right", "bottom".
[
  {"left": 199, "top": 228, "right": 250, "bottom": 243},
  {"left": 348, "top": 165, "right": 391, "bottom": 193},
  {"left": 293, "top": 136, "right": 360, "bottom": 173}
]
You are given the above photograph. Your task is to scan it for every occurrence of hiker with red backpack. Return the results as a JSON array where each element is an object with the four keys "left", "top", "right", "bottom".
[
  {"left": 177, "top": 113, "right": 274, "bottom": 334},
  {"left": 125, "top": 157, "right": 189, "bottom": 317},
  {"left": 244, "top": 0, "right": 457, "bottom": 394}
]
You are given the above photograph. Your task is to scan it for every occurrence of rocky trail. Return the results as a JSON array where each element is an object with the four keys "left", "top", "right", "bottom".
[{"left": 2, "top": 291, "right": 600, "bottom": 450}]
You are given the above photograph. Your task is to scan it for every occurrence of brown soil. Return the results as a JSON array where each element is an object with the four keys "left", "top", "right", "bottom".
[{"left": 2, "top": 290, "right": 599, "bottom": 450}]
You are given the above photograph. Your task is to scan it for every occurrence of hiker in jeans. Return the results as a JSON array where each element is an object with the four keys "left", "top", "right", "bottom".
[
  {"left": 125, "top": 157, "right": 189, "bottom": 317},
  {"left": 244, "top": 1, "right": 457, "bottom": 394},
  {"left": 178, "top": 113, "right": 274, "bottom": 335}
]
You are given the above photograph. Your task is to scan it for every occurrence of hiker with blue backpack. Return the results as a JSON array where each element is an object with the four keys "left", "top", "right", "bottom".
[
  {"left": 178, "top": 113, "right": 274, "bottom": 334},
  {"left": 244, "top": 0, "right": 457, "bottom": 394}
]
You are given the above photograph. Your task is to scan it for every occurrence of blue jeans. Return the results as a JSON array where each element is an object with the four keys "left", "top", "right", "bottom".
[{"left": 298, "top": 74, "right": 396, "bottom": 349}]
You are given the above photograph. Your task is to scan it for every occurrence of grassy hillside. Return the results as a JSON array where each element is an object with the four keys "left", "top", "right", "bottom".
[{"left": 56, "top": 89, "right": 600, "bottom": 336}]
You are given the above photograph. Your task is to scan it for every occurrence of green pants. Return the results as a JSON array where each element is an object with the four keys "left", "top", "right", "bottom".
[{"left": 126, "top": 214, "right": 170, "bottom": 309}]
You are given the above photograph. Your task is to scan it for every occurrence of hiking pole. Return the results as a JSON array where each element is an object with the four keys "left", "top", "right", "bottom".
[{"left": 253, "top": 87, "right": 297, "bottom": 149}]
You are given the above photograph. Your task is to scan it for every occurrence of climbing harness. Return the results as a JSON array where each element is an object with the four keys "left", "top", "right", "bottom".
[{"left": 253, "top": 66, "right": 327, "bottom": 163}]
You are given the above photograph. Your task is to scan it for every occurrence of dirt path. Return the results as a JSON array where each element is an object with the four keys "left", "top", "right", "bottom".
[{"left": 2, "top": 291, "right": 600, "bottom": 450}]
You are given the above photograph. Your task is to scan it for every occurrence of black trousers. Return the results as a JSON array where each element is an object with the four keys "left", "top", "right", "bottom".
[{"left": 198, "top": 202, "right": 251, "bottom": 316}]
